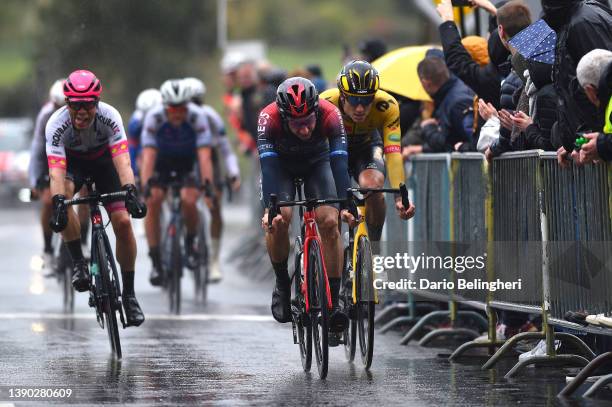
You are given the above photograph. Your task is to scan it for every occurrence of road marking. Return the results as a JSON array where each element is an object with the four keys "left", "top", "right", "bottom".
[{"left": 0, "top": 312, "right": 274, "bottom": 322}]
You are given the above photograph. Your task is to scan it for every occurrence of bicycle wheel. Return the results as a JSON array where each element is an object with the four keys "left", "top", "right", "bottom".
[
  {"left": 96, "top": 234, "right": 122, "bottom": 359},
  {"left": 169, "top": 229, "right": 182, "bottom": 315},
  {"left": 356, "top": 236, "right": 375, "bottom": 369},
  {"left": 341, "top": 247, "right": 356, "bottom": 362},
  {"left": 293, "top": 240, "right": 312, "bottom": 372},
  {"left": 58, "top": 244, "right": 74, "bottom": 313},
  {"left": 308, "top": 239, "right": 329, "bottom": 379},
  {"left": 196, "top": 217, "right": 209, "bottom": 303}
]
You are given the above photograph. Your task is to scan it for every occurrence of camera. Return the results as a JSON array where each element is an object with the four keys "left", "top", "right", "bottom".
[{"left": 451, "top": 0, "right": 472, "bottom": 6}]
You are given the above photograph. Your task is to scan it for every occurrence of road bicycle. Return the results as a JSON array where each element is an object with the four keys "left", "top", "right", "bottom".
[
  {"left": 342, "top": 183, "right": 409, "bottom": 369},
  {"left": 267, "top": 179, "right": 349, "bottom": 379},
  {"left": 64, "top": 178, "right": 128, "bottom": 359}
]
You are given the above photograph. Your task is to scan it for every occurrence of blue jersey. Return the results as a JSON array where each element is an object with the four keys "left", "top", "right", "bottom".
[
  {"left": 141, "top": 103, "right": 212, "bottom": 161},
  {"left": 127, "top": 110, "right": 145, "bottom": 173}
]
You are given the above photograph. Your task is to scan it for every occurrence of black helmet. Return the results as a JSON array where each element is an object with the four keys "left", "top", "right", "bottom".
[
  {"left": 337, "top": 60, "right": 380, "bottom": 96},
  {"left": 276, "top": 77, "right": 319, "bottom": 119}
]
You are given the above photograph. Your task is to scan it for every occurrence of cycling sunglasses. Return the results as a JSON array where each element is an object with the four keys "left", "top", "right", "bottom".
[
  {"left": 287, "top": 112, "right": 316, "bottom": 128},
  {"left": 67, "top": 100, "right": 98, "bottom": 111},
  {"left": 345, "top": 94, "right": 375, "bottom": 107},
  {"left": 166, "top": 103, "right": 187, "bottom": 112}
]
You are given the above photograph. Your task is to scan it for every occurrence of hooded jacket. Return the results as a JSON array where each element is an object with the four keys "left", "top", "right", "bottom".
[
  {"left": 543, "top": 0, "right": 612, "bottom": 151},
  {"left": 596, "top": 61, "right": 612, "bottom": 160},
  {"left": 523, "top": 60, "right": 557, "bottom": 151}
]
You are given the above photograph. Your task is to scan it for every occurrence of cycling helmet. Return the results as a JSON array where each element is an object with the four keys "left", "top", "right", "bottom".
[
  {"left": 49, "top": 79, "right": 66, "bottom": 106},
  {"left": 135, "top": 88, "right": 162, "bottom": 112},
  {"left": 276, "top": 77, "right": 319, "bottom": 119},
  {"left": 63, "top": 70, "right": 102, "bottom": 101},
  {"left": 337, "top": 60, "right": 379, "bottom": 96},
  {"left": 160, "top": 79, "right": 190, "bottom": 105},
  {"left": 183, "top": 77, "right": 206, "bottom": 100}
]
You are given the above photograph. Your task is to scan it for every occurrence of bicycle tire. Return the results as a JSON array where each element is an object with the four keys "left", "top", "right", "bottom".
[
  {"left": 293, "top": 241, "right": 312, "bottom": 372},
  {"left": 341, "top": 247, "right": 356, "bottom": 362},
  {"left": 197, "top": 216, "right": 209, "bottom": 303},
  {"left": 169, "top": 229, "right": 182, "bottom": 315},
  {"left": 356, "top": 236, "right": 375, "bottom": 369},
  {"left": 96, "top": 234, "right": 122, "bottom": 359},
  {"left": 309, "top": 239, "right": 329, "bottom": 379},
  {"left": 59, "top": 244, "right": 74, "bottom": 313}
]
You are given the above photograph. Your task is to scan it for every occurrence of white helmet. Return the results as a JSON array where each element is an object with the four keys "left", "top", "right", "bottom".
[
  {"left": 160, "top": 79, "right": 191, "bottom": 105},
  {"left": 183, "top": 77, "right": 206, "bottom": 101},
  {"left": 135, "top": 88, "right": 162, "bottom": 112},
  {"left": 49, "top": 79, "right": 66, "bottom": 106}
]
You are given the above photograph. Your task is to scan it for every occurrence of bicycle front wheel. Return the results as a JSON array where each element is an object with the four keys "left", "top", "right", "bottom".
[
  {"left": 308, "top": 239, "right": 329, "bottom": 379},
  {"left": 59, "top": 244, "right": 74, "bottom": 313},
  {"left": 293, "top": 241, "right": 312, "bottom": 372},
  {"left": 96, "top": 234, "right": 122, "bottom": 359},
  {"left": 356, "top": 236, "right": 375, "bottom": 369},
  {"left": 168, "top": 230, "right": 182, "bottom": 315},
  {"left": 196, "top": 217, "right": 209, "bottom": 303},
  {"left": 341, "top": 246, "right": 356, "bottom": 362}
]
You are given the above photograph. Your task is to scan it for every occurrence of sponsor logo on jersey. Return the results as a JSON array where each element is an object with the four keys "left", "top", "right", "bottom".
[
  {"left": 96, "top": 114, "right": 121, "bottom": 135},
  {"left": 389, "top": 134, "right": 401, "bottom": 142},
  {"left": 384, "top": 145, "right": 401, "bottom": 154},
  {"left": 51, "top": 121, "right": 71, "bottom": 147},
  {"left": 257, "top": 112, "right": 270, "bottom": 136}
]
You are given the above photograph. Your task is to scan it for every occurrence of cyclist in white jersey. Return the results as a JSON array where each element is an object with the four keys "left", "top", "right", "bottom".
[{"left": 46, "top": 69, "right": 147, "bottom": 327}]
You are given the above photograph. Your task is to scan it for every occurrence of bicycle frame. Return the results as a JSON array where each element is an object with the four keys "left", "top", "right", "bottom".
[{"left": 300, "top": 207, "right": 332, "bottom": 313}]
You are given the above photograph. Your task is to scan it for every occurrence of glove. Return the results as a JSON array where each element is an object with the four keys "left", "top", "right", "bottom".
[
  {"left": 122, "top": 184, "right": 147, "bottom": 219},
  {"left": 50, "top": 194, "right": 68, "bottom": 232}
]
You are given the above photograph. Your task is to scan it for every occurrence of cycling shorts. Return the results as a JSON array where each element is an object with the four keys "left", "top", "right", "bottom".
[
  {"left": 348, "top": 143, "right": 386, "bottom": 183},
  {"left": 149, "top": 156, "right": 198, "bottom": 190},
  {"left": 259, "top": 157, "right": 338, "bottom": 209},
  {"left": 65, "top": 147, "right": 125, "bottom": 213}
]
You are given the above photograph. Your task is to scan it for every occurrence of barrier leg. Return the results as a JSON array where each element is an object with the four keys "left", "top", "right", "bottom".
[
  {"left": 558, "top": 352, "right": 612, "bottom": 397},
  {"left": 374, "top": 302, "right": 411, "bottom": 326},
  {"left": 456, "top": 310, "right": 489, "bottom": 332},
  {"left": 554, "top": 333, "right": 596, "bottom": 360},
  {"left": 482, "top": 332, "right": 544, "bottom": 370},
  {"left": 504, "top": 354, "right": 590, "bottom": 379},
  {"left": 418, "top": 327, "right": 480, "bottom": 347},
  {"left": 379, "top": 316, "right": 420, "bottom": 334},
  {"left": 448, "top": 340, "right": 506, "bottom": 361},
  {"left": 583, "top": 373, "right": 612, "bottom": 398},
  {"left": 400, "top": 310, "right": 450, "bottom": 345}
]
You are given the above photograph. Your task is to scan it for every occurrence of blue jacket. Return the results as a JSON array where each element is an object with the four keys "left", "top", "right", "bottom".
[{"left": 422, "top": 76, "right": 475, "bottom": 152}]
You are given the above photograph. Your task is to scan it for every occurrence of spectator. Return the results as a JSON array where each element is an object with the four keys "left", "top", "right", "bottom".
[
  {"left": 236, "top": 60, "right": 264, "bottom": 154},
  {"left": 436, "top": 0, "right": 511, "bottom": 109},
  {"left": 358, "top": 38, "right": 387, "bottom": 62},
  {"left": 305, "top": 64, "right": 328, "bottom": 93},
  {"left": 542, "top": 0, "right": 612, "bottom": 162},
  {"left": 413, "top": 57, "right": 475, "bottom": 154},
  {"left": 573, "top": 49, "right": 612, "bottom": 164}
]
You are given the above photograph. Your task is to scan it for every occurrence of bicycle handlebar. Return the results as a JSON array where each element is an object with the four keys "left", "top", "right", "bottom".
[
  {"left": 266, "top": 193, "right": 351, "bottom": 231},
  {"left": 347, "top": 183, "right": 410, "bottom": 209},
  {"left": 65, "top": 191, "right": 127, "bottom": 207}
]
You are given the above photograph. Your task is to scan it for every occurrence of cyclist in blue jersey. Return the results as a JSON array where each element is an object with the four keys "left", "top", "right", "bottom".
[
  {"left": 127, "top": 89, "right": 162, "bottom": 176},
  {"left": 140, "top": 79, "right": 214, "bottom": 286}
]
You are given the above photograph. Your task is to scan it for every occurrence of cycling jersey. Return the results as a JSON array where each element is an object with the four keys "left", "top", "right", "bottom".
[
  {"left": 320, "top": 88, "right": 405, "bottom": 188},
  {"left": 29, "top": 101, "right": 57, "bottom": 188},
  {"left": 45, "top": 101, "right": 129, "bottom": 170},
  {"left": 257, "top": 99, "right": 350, "bottom": 206},
  {"left": 201, "top": 104, "right": 240, "bottom": 179},
  {"left": 141, "top": 103, "right": 212, "bottom": 160}
]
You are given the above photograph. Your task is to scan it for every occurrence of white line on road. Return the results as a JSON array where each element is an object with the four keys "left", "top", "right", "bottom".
[{"left": 0, "top": 313, "right": 274, "bottom": 322}]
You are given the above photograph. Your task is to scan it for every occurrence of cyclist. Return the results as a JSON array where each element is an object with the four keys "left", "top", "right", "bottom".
[
  {"left": 29, "top": 79, "right": 66, "bottom": 268},
  {"left": 46, "top": 69, "right": 147, "bottom": 327},
  {"left": 140, "top": 79, "right": 214, "bottom": 286},
  {"left": 127, "top": 88, "right": 162, "bottom": 176},
  {"left": 258, "top": 77, "right": 356, "bottom": 341},
  {"left": 321, "top": 60, "right": 416, "bottom": 242},
  {"left": 183, "top": 77, "right": 241, "bottom": 283}
]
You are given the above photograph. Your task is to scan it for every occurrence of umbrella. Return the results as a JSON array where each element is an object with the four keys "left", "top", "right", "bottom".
[
  {"left": 508, "top": 19, "right": 557, "bottom": 65},
  {"left": 371, "top": 45, "right": 438, "bottom": 102}
]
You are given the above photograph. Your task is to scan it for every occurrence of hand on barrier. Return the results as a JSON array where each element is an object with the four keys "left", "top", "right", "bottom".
[
  {"left": 50, "top": 194, "right": 68, "bottom": 232},
  {"left": 557, "top": 146, "right": 571, "bottom": 168}
]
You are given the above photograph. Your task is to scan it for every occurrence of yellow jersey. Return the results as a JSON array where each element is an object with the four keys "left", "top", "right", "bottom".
[{"left": 320, "top": 88, "right": 405, "bottom": 188}]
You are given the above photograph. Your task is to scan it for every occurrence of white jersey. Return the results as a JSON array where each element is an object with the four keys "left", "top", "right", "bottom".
[
  {"left": 201, "top": 104, "right": 240, "bottom": 178},
  {"left": 45, "top": 101, "right": 128, "bottom": 169},
  {"left": 29, "top": 101, "right": 57, "bottom": 187}
]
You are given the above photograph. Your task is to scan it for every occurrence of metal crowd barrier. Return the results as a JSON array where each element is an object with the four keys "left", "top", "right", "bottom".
[{"left": 378, "top": 151, "right": 612, "bottom": 397}]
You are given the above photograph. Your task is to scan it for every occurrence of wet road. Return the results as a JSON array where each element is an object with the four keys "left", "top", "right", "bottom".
[{"left": 0, "top": 206, "right": 610, "bottom": 406}]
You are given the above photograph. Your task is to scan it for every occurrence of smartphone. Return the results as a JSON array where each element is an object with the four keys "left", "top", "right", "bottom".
[{"left": 451, "top": 0, "right": 472, "bottom": 6}]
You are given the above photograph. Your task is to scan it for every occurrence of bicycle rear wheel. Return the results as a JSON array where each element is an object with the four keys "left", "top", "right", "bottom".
[
  {"left": 341, "top": 247, "right": 356, "bottom": 362},
  {"left": 356, "top": 236, "right": 375, "bottom": 369},
  {"left": 293, "top": 240, "right": 312, "bottom": 372},
  {"left": 96, "top": 234, "right": 122, "bottom": 359},
  {"left": 309, "top": 239, "right": 329, "bottom": 379}
]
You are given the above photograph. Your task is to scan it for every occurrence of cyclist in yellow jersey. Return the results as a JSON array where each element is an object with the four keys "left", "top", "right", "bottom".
[{"left": 321, "top": 60, "right": 415, "bottom": 241}]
